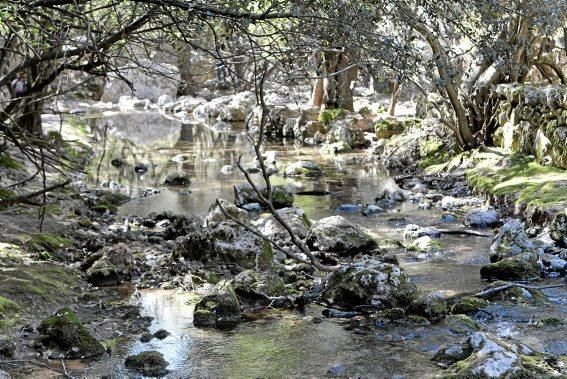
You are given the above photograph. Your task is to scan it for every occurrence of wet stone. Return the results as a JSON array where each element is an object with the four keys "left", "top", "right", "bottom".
[{"left": 124, "top": 351, "right": 169, "bottom": 377}]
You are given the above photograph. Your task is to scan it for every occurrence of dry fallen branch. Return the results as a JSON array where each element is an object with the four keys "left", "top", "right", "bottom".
[{"left": 473, "top": 282, "right": 565, "bottom": 298}]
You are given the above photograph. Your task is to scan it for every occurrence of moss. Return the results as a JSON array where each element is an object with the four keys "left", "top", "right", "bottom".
[
  {"left": 25, "top": 233, "right": 72, "bottom": 252},
  {"left": 317, "top": 108, "right": 348, "bottom": 125},
  {"left": 0, "top": 153, "right": 23, "bottom": 170},
  {"left": 0, "top": 295, "right": 20, "bottom": 331},
  {"left": 466, "top": 152, "right": 567, "bottom": 212},
  {"left": 449, "top": 296, "right": 488, "bottom": 315},
  {"left": 38, "top": 307, "right": 105, "bottom": 358},
  {"left": 538, "top": 317, "right": 566, "bottom": 327},
  {"left": 0, "top": 264, "right": 81, "bottom": 307},
  {"left": 480, "top": 257, "right": 540, "bottom": 281}
]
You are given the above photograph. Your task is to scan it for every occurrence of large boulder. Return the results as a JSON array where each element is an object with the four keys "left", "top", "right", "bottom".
[
  {"left": 322, "top": 257, "right": 417, "bottom": 309},
  {"left": 193, "top": 282, "right": 241, "bottom": 329},
  {"left": 253, "top": 207, "right": 311, "bottom": 257},
  {"left": 307, "top": 216, "right": 377, "bottom": 257},
  {"left": 101, "top": 60, "right": 180, "bottom": 103},
  {"left": 37, "top": 308, "right": 106, "bottom": 359},
  {"left": 84, "top": 243, "right": 135, "bottom": 286},
  {"left": 234, "top": 184, "right": 294, "bottom": 210},
  {"left": 480, "top": 253, "right": 541, "bottom": 281},
  {"left": 324, "top": 115, "right": 369, "bottom": 149}
]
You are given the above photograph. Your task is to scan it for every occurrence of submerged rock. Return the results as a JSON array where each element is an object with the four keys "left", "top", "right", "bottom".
[
  {"left": 163, "top": 171, "right": 190, "bottom": 186},
  {"left": 464, "top": 208, "right": 501, "bottom": 228},
  {"left": 307, "top": 216, "right": 377, "bottom": 257},
  {"left": 37, "top": 308, "right": 105, "bottom": 359},
  {"left": 193, "top": 282, "right": 241, "bottom": 329},
  {"left": 321, "top": 257, "right": 417, "bottom": 309},
  {"left": 284, "top": 160, "right": 323, "bottom": 177},
  {"left": 125, "top": 351, "right": 169, "bottom": 377}
]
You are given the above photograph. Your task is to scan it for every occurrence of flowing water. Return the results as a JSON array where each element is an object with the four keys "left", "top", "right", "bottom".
[{"left": 80, "top": 110, "right": 565, "bottom": 377}]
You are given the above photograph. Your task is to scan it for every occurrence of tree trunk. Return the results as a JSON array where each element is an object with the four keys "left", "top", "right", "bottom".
[
  {"left": 388, "top": 81, "right": 400, "bottom": 116},
  {"left": 310, "top": 77, "right": 325, "bottom": 108}
]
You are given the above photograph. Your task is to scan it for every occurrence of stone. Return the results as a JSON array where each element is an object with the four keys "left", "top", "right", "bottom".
[
  {"left": 541, "top": 253, "right": 567, "bottom": 275},
  {"left": 124, "top": 351, "right": 169, "bottom": 377},
  {"left": 403, "top": 224, "right": 441, "bottom": 239},
  {"left": 406, "top": 236, "right": 442, "bottom": 253},
  {"left": 550, "top": 210, "right": 567, "bottom": 247},
  {"left": 489, "top": 219, "right": 539, "bottom": 263},
  {"left": 85, "top": 243, "right": 134, "bottom": 286},
  {"left": 319, "top": 141, "right": 351, "bottom": 155},
  {"left": 37, "top": 308, "right": 105, "bottom": 359},
  {"left": 464, "top": 208, "right": 501, "bottom": 228},
  {"left": 407, "top": 291, "right": 447, "bottom": 323},
  {"left": 361, "top": 204, "right": 384, "bottom": 216},
  {"left": 321, "top": 257, "right": 417, "bottom": 309},
  {"left": 233, "top": 269, "right": 285, "bottom": 305},
  {"left": 153, "top": 329, "right": 170, "bottom": 340},
  {"left": 234, "top": 184, "right": 294, "bottom": 210},
  {"left": 163, "top": 172, "right": 190, "bottom": 186},
  {"left": 204, "top": 199, "right": 249, "bottom": 227},
  {"left": 0, "top": 335, "right": 15, "bottom": 358},
  {"left": 324, "top": 115, "right": 370, "bottom": 149},
  {"left": 193, "top": 282, "right": 241, "bottom": 329},
  {"left": 480, "top": 254, "right": 541, "bottom": 281},
  {"left": 432, "top": 343, "right": 473, "bottom": 367},
  {"left": 307, "top": 216, "right": 377, "bottom": 257},
  {"left": 284, "top": 161, "right": 323, "bottom": 177},
  {"left": 374, "top": 118, "right": 407, "bottom": 139}
]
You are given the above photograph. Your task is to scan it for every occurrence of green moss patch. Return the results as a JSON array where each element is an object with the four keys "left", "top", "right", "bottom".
[
  {"left": 0, "top": 295, "right": 20, "bottom": 331},
  {"left": 466, "top": 153, "right": 567, "bottom": 211},
  {"left": 318, "top": 108, "right": 348, "bottom": 125},
  {"left": 0, "top": 153, "right": 23, "bottom": 170}
]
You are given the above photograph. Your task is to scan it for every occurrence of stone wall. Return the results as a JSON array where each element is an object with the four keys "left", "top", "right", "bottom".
[{"left": 494, "top": 84, "right": 567, "bottom": 169}]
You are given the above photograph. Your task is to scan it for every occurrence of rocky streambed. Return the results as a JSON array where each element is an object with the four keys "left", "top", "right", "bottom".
[{"left": 1, "top": 108, "right": 566, "bottom": 378}]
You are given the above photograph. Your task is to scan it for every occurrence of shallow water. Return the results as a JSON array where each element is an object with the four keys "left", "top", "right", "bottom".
[{"left": 82, "top": 111, "right": 566, "bottom": 377}]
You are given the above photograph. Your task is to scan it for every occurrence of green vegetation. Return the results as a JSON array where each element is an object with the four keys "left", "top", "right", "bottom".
[
  {"left": 0, "top": 153, "right": 23, "bottom": 170},
  {"left": 317, "top": 108, "right": 348, "bottom": 125},
  {"left": 25, "top": 233, "right": 72, "bottom": 252},
  {"left": 0, "top": 295, "right": 20, "bottom": 331},
  {"left": 466, "top": 153, "right": 567, "bottom": 211}
]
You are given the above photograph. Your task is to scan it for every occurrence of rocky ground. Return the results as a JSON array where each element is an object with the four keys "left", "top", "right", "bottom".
[{"left": 1, "top": 81, "right": 566, "bottom": 377}]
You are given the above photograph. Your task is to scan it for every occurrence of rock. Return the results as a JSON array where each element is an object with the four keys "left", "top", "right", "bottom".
[
  {"left": 432, "top": 343, "right": 473, "bottom": 367},
  {"left": 480, "top": 254, "right": 541, "bottom": 281},
  {"left": 193, "top": 282, "right": 241, "bottom": 329},
  {"left": 307, "top": 216, "right": 377, "bottom": 257},
  {"left": 319, "top": 141, "right": 351, "bottom": 155},
  {"left": 253, "top": 207, "right": 311, "bottom": 255},
  {"left": 204, "top": 199, "right": 249, "bottom": 227},
  {"left": 361, "top": 204, "right": 384, "bottom": 216},
  {"left": 124, "top": 351, "right": 169, "bottom": 377},
  {"left": 321, "top": 257, "right": 417, "bottom": 309},
  {"left": 110, "top": 157, "right": 124, "bottom": 167},
  {"left": 327, "top": 364, "right": 348, "bottom": 376},
  {"left": 441, "top": 213, "right": 457, "bottom": 223},
  {"left": 335, "top": 204, "right": 361, "bottom": 212},
  {"left": 403, "top": 224, "right": 441, "bottom": 239},
  {"left": 85, "top": 243, "right": 134, "bottom": 286},
  {"left": 0, "top": 335, "right": 15, "bottom": 358},
  {"left": 489, "top": 219, "right": 540, "bottom": 262},
  {"left": 37, "top": 308, "right": 105, "bottom": 359},
  {"left": 407, "top": 236, "right": 442, "bottom": 253},
  {"left": 375, "top": 178, "right": 409, "bottom": 203},
  {"left": 541, "top": 253, "right": 567, "bottom": 275},
  {"left": 324, "top": 115, "right": 369, "bottom": 149},
  {"left": 464, "top": 208, "right": 501, "bottom": 228},
  {"left": 550, "top": 210, "right": 567, "bottom": 247},
  {"left": 233, "top": 269, "right": 285, "bottom": 304},
  {"left": 164, "top": 171, "right": 190, "bottom": 186},
  {"left": 140, "top": 332, "right": 152, "bottom": 342},
  {"left": 407, "top": 291, "right": 447, "bottom": 323},
  {"left": 134, "top": 163, "right": 149, "bottom": 173},
  {"left": 449, "top": 296, "right": 488, "bottom": 315},
  {"left": 374, "top": 118, "right": 407, "bottom": 139},
  {"left": 234, "top": 184, "right": 294, "bottom": 210},
  {"left": 284, "top": 161, "right": 323, "bottom": 177},
  {"left": 153, "top": 329, "right": 170, "bottom": 340}
]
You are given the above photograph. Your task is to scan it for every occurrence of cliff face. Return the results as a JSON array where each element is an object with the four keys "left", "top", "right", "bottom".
[{"left": 494, "top": 84, "right": 567, "bottom": 170}]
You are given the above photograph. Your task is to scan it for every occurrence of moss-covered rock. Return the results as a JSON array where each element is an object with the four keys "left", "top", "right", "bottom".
[
  {"left": 407, "top": 291, "right": 447, "bottom": 323},
  {"left": 449, "top": 296, "right": 488, "bottom": 315},
  {"left": 489, "top": 219, "right": 538, "bottom": 263},
  {"left": 85, "top": 243, "right": 134, "bottom": 286},
  {"left": 480, "top": 254, "right": 541, "bottom": 281},
  {"left": 125, "top": 351, "right": 169, "bottom": 377},
  {"left": 307, "top": 215, "right": 377, "bottom": 257},
  {"left": 318, "top": 108, "right": 348, "bottom": 125},
  {"left": 284, "top": 161, "right": 323, "bottom": 177},
  {"left": 193, "top": 281, "right": 241, "bottom": 329},
  {"left": 38, "top": 308, "right": 105, "bottom": 359},
  {"left": 322, "top": 257, "right": 417, "bottom": 309},
  {"left": 374, "top": 117, "right": 420, "bottom": 140},
  {"left": 233, "top": 269, "right": 285, "bottom": 305},
  {"left": 234, "top": 184, "right": 294, "bottom": 209},
  {"left": 319, "top": 141, "right": 352, "bottom": 155}
]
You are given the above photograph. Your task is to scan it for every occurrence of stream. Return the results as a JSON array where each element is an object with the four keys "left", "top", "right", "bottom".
[{"left": 79, "top": 110, "right": 565, "bottom": 377}]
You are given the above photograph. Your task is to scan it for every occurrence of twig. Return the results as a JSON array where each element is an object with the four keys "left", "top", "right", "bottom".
[
  {"left": 0, "top": 179, "right": 71, "bottom": 208},
  {"left": 474, "top": 283, "right": 564, "bottom": 298}
]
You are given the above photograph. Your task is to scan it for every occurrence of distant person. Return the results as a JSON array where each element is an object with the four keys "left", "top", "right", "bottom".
[{"left": 11, "top": 72, "right": 27, "bottom": 98}]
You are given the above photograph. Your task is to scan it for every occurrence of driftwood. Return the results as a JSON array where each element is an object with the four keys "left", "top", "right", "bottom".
[
  {"left": 0, "top": 179, "right": 71, "bottom": 207},
  {"left": 473, "top": 282, "right": 565, "bottom": 298},
  {"left": 437, "top": 228, "right": 492, "bottom": 237}
]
